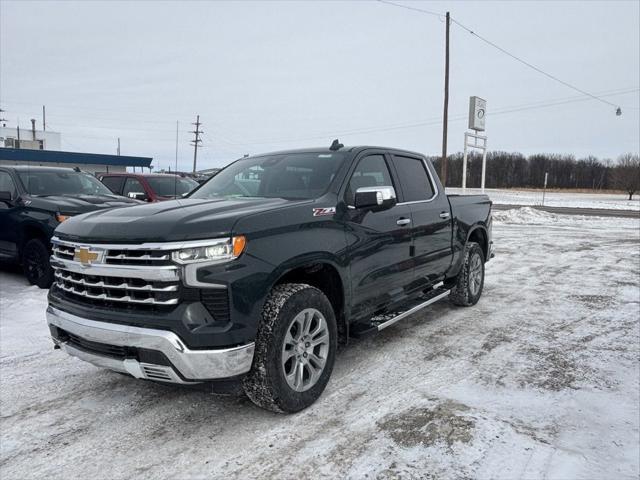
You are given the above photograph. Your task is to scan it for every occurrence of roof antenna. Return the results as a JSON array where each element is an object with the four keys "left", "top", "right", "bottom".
[{"left": 329, "top": 139, "right": 344, "bottom": 151}]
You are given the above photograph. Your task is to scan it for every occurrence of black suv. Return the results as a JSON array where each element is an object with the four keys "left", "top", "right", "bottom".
[{"left": 0, "top": 166, "right": 138, "bottom": 287}]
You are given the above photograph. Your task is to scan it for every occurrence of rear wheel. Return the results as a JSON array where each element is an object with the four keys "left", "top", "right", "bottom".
[
  {"left": 449, "top": 241, "right": 485, "bottom": 307},
  {"left": 243, "top": 283, "right": 337, "bottom": 413},
  {"left": 22, "top": 238, "right": 54, "bottom": 288}
]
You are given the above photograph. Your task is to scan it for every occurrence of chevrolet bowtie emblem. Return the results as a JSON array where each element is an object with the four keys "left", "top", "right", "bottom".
[{"left": 74, "top": 248, "right": 100, "bottom": 265}]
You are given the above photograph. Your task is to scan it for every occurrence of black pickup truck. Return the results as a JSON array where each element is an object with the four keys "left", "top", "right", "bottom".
[
  {"left": 0, "top": 166, "right": 138, "bottom": 287},
  {"left": 46, "top": 145, "right": 492, "bottom": 412}
]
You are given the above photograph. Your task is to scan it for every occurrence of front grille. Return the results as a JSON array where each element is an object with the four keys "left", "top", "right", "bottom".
[
  {"left": 51, "top": 239, "right": 181, "bottom": 310},
  {"left": 54, "top": 270, "right": 180, "bottom": 306},
  {"left": 50, "top": 238, "right": 231, "bottom": 317}
]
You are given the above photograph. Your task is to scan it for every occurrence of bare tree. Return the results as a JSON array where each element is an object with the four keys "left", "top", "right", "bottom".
[{"left": 613, "top": 153, "right": 640, "bottom": 200}]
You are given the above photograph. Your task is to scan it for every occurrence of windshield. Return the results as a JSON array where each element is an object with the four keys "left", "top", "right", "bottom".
[
  {"left": 18, "top": 171, "right": 114, "bottom": 196},
  {"left": 191, "top": 152, "right": 345, "bottom": 200},
  {"left": 146, "top": 176, "right": 198, "bottom": 197}
]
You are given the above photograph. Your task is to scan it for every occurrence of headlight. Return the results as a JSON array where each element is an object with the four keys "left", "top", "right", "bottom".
[{"left": 171, "top": 236, "right": 246, "bottom": 264}]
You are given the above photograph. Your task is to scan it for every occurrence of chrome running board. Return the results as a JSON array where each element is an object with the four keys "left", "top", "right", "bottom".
[
  {"left": 373, "top": 287, "right": 451, "bottom": 331},
  {"left": 349, "top": 282, "right": 451, "bottom": 338}
]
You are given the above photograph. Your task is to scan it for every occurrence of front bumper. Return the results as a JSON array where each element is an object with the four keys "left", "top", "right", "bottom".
[{"left": 46, "top": 305, "right": 255, "bottom": 383}]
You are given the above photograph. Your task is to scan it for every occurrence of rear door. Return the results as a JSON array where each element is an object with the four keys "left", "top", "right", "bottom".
[
  {"left": 342, "top": 152, "right": 414, "bottom": 320},
  {"left": 390, "top": 154, "right": 453, "bottom": 287}
]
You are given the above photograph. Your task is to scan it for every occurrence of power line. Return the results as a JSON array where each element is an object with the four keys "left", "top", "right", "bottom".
[
  {"left": 450, "top": 18, "right": 622, "bottom": 111},
  {"left": 376, "top": 0, "right": 442, "bottom": 18},
  {"left": 376, "top": 0, "right": 625, "bottom": 112}
]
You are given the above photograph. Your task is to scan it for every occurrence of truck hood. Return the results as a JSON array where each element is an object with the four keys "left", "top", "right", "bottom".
[
  {"left": 27, "top": 194, "right": 139, "bottom": 215},
  {"left": 54, "top": 197, "right": 305, "bottom": 243}
]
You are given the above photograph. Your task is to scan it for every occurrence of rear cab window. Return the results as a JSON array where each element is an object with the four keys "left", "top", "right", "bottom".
[{"left": 391, "top": 155, "right": 435, "bottom": 202}]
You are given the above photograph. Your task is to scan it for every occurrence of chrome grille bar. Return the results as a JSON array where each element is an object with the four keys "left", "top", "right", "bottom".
[
  {"left": 54, "top": 271, "right": 179, "bottom": 292},
  {"left": 50, "top": 257, "right": 179, "bottom": 281},
  {"left": 57, "top": 283, "right": 179, "bottom": 306},
  {"left": 52, "top": 246, "right": 74, "bottom": 257},
  {"left": 105, "top": 253, "right": 170, "bottom": 262}
]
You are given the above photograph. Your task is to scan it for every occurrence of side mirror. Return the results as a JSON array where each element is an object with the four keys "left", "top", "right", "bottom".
[
  {"left": 0, "top": 191, "right": 13, "bottom": 203},
  {"left": 354, "top": 186, "right": 397, "bottom": 210},
  {"left": 128, "top": 192, "right": 148, "bottom": 201}
]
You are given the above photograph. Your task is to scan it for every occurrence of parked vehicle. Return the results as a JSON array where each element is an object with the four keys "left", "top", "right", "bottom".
[
  {"left": 97, "top": 173, "right": 199, "bottom": 202},
  {"left": 0, "top": 166, "right": 139, "bottom": 287},
  {"left": 47, "top": 145, "right": 493, "bottom": 412}
]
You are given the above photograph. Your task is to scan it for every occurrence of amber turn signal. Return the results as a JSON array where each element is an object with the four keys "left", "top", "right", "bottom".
[{"left": 233, "top": 236, "right": 246, "bottom": 257}]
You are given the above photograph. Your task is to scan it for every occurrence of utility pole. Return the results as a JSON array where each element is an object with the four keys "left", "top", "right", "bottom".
[
  {"left": 117, "top": 137, "right": 121, "bottom": 155},
  {"left": 191, "top": 115, "right": 203, "bottom": 173},
  {"left": 175, "top": 120, "right": 179, "bottom": 173},
  {"left": 440, "top": 11, "right": 450, "bottom": 187},
  {"left": 42, "top": 106, "right": 46, "bottom": 131}
]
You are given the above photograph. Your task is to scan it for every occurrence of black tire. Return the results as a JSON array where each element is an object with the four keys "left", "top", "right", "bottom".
[
  {"left": 243, "top": 283, "right": 337, "bottom": 413},
  {"left": 22, "top": 238, "right": 54, "bottom": 288},
  {"left": 449, "top": 241, "right": 485, "bottom": 307}
]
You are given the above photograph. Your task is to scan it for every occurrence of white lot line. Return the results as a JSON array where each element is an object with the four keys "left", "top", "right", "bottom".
[{"left": 0, "top": 210, "right": 638, "bottom": 479}]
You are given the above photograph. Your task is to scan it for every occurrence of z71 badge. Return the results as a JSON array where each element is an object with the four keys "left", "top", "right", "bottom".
[{"left": 312, "top": 207, "right": 336, "bottom": 217}]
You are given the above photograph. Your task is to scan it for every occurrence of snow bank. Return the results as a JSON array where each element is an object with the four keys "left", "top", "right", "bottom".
[{"left": 492, "top": 206, "right": 558, "bottom": 224}]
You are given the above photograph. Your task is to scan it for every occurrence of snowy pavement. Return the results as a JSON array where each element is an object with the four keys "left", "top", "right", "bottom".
[
  {"left": 448, "top": 188, "right": 640, "bottom": 211},
  {"left": 1, "top": 208, "right": 639, "bottom": 479}
]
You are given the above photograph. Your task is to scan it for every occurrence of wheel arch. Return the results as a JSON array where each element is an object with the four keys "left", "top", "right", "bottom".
[
  {"left": 466, "top": 224, "right": 489, "bottom": 260},
  {"left": 19, "top": 223, "right": 51, "bottom": 253},
  {"left": 269, "top": 256, "right": 349, "bottom": 344}
]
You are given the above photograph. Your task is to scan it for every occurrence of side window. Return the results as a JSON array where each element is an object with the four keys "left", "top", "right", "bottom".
[
  {"left": 346, "top": 155, "right": 393, "bottom": 205},
  {"left": 392, "top": 156, "right": 435, "bottom": 202},
  {"left": 100, "top": 176, "right": 124, "bottom": 194},
  {"left": 0, "top": 172, "right": 16, "bottom": 199},
  {"left": 122, "top": 177, "right": 146, "bottom": 198}
]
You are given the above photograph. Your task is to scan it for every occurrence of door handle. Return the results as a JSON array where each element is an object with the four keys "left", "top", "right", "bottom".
[
  {"left": 396, "top": 218, "right": 411, "bottom": 226},
  {"left": 439, "top": 212, "right": 451, "bottom": 219}
]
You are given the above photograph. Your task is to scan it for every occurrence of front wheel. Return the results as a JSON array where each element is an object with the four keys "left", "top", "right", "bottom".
[
  {"left": 243, "top": 283, "right": 337, "bottom": 413},
  {"left": 22, "top": 238, "right": 54, "bottom": 289},
  {"left": 449, "top": 241, "right": 485, "bottom": 307}
]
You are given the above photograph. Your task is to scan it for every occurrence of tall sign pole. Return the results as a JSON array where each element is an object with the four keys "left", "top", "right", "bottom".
[
  {"left": 440, "top": 11, "right": 450, "bottom": 186},
  {"left": 462, "top": 96, "right": 488, "bottom": 193}
]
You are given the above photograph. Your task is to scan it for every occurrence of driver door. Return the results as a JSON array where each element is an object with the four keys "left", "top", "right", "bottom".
[{"left": 342, "top": 153, "right": 414, "bottom": 320}]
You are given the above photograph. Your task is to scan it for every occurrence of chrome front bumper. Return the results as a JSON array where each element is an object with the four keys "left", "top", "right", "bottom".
[{"left": 46, "top": 306, "right": 255, "bottom": 384}]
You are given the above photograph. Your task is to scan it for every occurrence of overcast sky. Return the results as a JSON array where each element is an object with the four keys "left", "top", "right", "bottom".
[{"left": 1, "top": 0, "right": 638, "bottom": 171}]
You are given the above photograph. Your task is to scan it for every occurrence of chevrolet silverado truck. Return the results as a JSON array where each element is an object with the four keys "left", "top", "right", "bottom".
[
  {"left": 0, "top": 166, "right": 139, "bottom": 288},
  {"left": 46, "top": 145, "right": 492, "bottom": 413}
]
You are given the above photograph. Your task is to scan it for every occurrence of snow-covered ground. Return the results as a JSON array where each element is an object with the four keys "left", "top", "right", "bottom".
[
  {"left": 1, "top": 209, "right": 639, "bottom": 479},
  {"left": 448, "top": 188, "right": 640, "bottom": 211}
]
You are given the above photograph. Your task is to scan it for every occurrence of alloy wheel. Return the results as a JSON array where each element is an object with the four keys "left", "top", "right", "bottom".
[{"left": 281, "top": 308, "right": 330, "bottom": 392}]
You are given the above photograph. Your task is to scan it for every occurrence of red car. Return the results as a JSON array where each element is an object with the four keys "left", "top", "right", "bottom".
[{"left": 97, "top": 173, "right": 199, "bottom": 202}]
